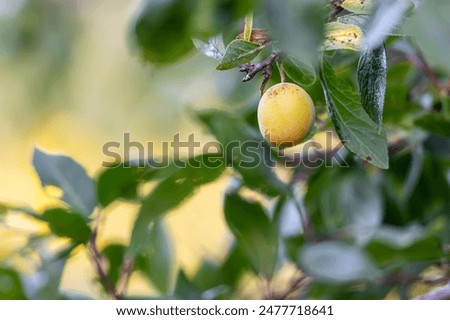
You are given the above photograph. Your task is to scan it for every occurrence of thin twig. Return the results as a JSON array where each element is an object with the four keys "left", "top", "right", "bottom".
[
  {"left": 293, "top": 190, "right": 316, "bottom": 243},
  {"left": 403, "top": 53, "right": 443, "bottom": 93},
  {"left": 289, "top": 164, "right": 318, "bottom": 242},
  {"left": 260, "top": 63, "right": 273, "bottom": 95},
  {"left": 418, "top": 277, "right": 450, "bottom": 286},
  {"left": 240, "top": 52, "right": 279, "bottom": 82},
  {"left": 260, "top": 276, "right": 273, "bottom": 299},
  {"left": 388, "top": 137, "right": 410, "bottom": 157},
  {"left": 276, "top": 60, "right": 286, "bottom": 83},
  {"left": 273, "top": 271, "right": 311, "bottom": 300},
  {"left": 116, "top": 258, "right": 134, "bottom": 299},
  {"left": 328, "top": 0, "right": 344, "bottom": 22},
  {"left": 88, "top": 221, "right": 119, "bottom": 299},
  {"left": 374, "top": 268, "right": 450, "bottom": 300},
  {"left": 280, "top": 148, "right": 343, "bottom": 170},
  {"left": 280, "top": 136, "right": 410, "bottom": 172},
  {"left": 392, "top": 44, "right": 449, "bottom": 95}
]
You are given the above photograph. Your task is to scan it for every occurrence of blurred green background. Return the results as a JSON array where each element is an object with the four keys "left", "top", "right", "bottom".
[{"left": 0, "top": 0, "right": 251, "bottom": 297}]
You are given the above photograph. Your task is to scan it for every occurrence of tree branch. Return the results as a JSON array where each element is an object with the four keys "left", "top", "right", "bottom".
[
  {"left": 272, "top": 271, "right": 311, "bottom": 300},
  {"left": 328, "top": 0, "right": 344, "bottom": 22},
  {"left": 391, "top": 45, "right": 449, "bottom": 96},
  {"left": 116, "top": 258, "right": 134, "bottom": 299},
  {"left": 328, "top": 5, "right": 343, "bottom": 22},
  {"left": 388, "top": 137, "right": 410, "bottom": 157},
  {"left": 279, "top": 136, "right": 410, "bottom": 172},
  {"left": 88, "top": 222, "right": 119, "bottom": 299},
  {"left": 292, "top": 190, "right": 316, "bottom": 243},
  {"left": 403, "top": 53, "right": 443, "bottom": 93},
  {"left": 240, "top": 52, "right": 279, "bottom": 83}
]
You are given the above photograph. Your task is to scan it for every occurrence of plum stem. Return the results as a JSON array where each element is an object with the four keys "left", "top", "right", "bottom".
[
  {"left": 276, "top": 60, "right": 287, "bottom": 83},
  {"left": 243, "top": 13, "right": 253, "bottom": 42}
]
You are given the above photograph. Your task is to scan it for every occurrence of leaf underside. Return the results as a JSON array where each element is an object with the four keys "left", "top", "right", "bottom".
[{"left": 320, "top": 61, "right": 389, "bottom": 169}]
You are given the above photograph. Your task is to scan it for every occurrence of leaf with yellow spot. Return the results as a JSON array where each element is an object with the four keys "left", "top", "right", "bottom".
[
  {"left": 341, "top": 0, "right": 375, "bottom": 14},
  {"left": 323, "top": 22, "right": 364, "bottom": 51}
]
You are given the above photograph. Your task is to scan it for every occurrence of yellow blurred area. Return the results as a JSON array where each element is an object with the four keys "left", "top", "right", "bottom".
[{"left": 0, "top": 0, "right": 230, "bottom": 297}]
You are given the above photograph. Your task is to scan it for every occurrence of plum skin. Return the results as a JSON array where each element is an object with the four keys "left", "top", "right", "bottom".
[{"left": 257, "top": 83, "right": 316, "bottom": 147}]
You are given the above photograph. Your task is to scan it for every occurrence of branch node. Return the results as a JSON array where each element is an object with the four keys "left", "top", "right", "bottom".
[{"left": 239, "top": 52, "right": 279, "bottom": 84}]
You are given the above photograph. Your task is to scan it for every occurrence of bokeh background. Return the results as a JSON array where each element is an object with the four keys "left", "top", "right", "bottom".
[{"left": 0, "top": 0, "right": 254, "bottom": 298}]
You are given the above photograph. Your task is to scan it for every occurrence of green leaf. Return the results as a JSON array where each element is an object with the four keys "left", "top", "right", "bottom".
[
  {"left": 424, "top": 135, "right": 450, "bottom": 158},
  {"left": 130, "top": 0, "right": 194, "bottom": 64},
  {"left": 323, "top": 22, "right": 363, "bottom": 51},
  {"left": 174, "top": 270, "right": 201, "bottom": 299},
  {"left": 197, "top": 109, "right": 288, "bottom": 196},
  {"left": 40, "top": 208, "right": 91, "bottom": 244},
  {"left": 127, "top": 154, "right": 226, "bottom": 259},
  {"left": 341, "top": 0, "right": 375, "bottom": 14},
  {"left": 189, "top": 265, "right": 229, "bottom": 299},
  {"left": 404, "top": 0, "right": 450, "bottom": 73},
  {"left": 357, "top": 45, "right": 387, "bottom": 131},
  {"left": 135, "top": 221, "right": 174, "bottom": 294},
  {"left": 305, "top": 167, "right": 382, "bottom": 243},
  {"left": 216, "top": 39, "right": 263, "bottom": 70},
  {"left": 261, "top": 0, "right": 326, "bottom": 67},
  {"left": 97, "top": 166, "right": 146, "bottom": 207},
  {"left": 217, "top": 244, "right": 249, "bottom": 288},
  {"left": 319, "top": 61, "right": 389, "bottom": 169},
  {"left": 0, "top": 268, "right": 26, "bottom": 299},
  {"left": 284, "top": 235, "right": 305, "bottom": 262},
  {"left": 193, "top": 34, "right": 225, "bottom": 61},
  {"left": 190, "top": 0, "right": 255, "bottom": 39},
  {"left": 369, "top": 224, "right": 425, "bottom": 248},
  {"left": 191, "top": 260, "right": 221, "bottom": 291},
  {"left": 32, "top": 147, "right": 97, "bottom": 217},
  {"left": 190, "top": 260, "right": 233, "bottom": 299},
  {"left": 414, "top": 113, "right": 450, "bottom": 137},
  {"left": 338, "top": 14, "right": 370, "bottom": 28},
  {"left": 382, "top": 153, "right": 450, "bottom": 225},
  {"left": 102, "top": 244, "right": 126, "bottom": 286},
  {"left": 282, "top": 57, "right": 317, "bottom": 86},
  {"left": 366, "top": 225, "right": 443, "bottom": 265},
  {"left": 406, "top": 155, "right": 450, "bottom": 222},
  {"left": 383, "top": 62, "right": 413, "bottom": 124},
  {"left": 299, "top": 241, "right": 380, "bottom": 284},
  {"left": 362, "top": 0, "right": 409, "bottom": 50},
  {"left": 338, "top": 14, "right": 406, "bottom": 37},
  {"left": 224, "top": 193, "right": 278, "bottom": 277}
]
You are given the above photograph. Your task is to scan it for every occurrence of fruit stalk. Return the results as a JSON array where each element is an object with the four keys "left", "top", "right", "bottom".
[{"left": 243, "top": 13, "right": 254, "bottom": 42}]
